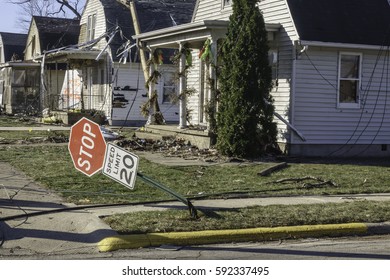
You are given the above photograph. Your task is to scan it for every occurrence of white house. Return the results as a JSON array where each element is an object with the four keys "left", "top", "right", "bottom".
[{"left": 134, "top": 0, "right": 390, "bottom": 157}]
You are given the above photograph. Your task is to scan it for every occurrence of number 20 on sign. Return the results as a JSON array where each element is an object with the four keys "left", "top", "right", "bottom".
[{"left": 102, "top": 143, "right": 139, "bottom": 190}]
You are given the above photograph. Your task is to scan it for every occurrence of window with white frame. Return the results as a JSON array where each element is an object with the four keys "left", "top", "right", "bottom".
[
  {"left": 338, "top": 53, "right": 362, "bottom": 107},
  {"left": 161, "top": 72, "right": 176, "bottom": 103},
  {"left": 87, "top": 14, "right": 96, "bottom": 41}
]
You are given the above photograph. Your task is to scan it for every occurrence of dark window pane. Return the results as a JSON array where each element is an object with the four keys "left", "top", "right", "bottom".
[{"left": 339, "top": 80, "right": 358, "bottom": 103}]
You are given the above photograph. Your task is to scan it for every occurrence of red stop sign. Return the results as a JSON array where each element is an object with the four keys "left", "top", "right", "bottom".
[{"left": 68, "top": 117, "right": 107, "bottom": 177}]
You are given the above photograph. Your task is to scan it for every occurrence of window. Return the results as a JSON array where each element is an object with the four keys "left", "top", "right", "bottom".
[
  {"left": 338, "top": 53, "right": 362, "bottom": 108},
  {"left": 161, "top": 72, "right": 176, "bottom": 103},
  {"left": 31, "top": 35, "right": 36, "bottom": 58},
  {"left": 13, "top": 70, "right": 26, "bottom": 86},
  {"left": 87, "top": 14, "right": 96, "bottom": 41},
  {"left": 268, "top": 49, "right": 279, "bottom": 85},
  {"left": 222, "top": 0, "right": 232, "bottom": 9}
]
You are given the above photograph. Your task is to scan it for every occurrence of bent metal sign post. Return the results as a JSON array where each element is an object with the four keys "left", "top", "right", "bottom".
[{"left": 68, "top": 118, "right": 197, "bottom": 217}]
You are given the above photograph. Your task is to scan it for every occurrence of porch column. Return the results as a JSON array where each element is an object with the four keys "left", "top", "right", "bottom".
[
  {"left": 178, "top": 42, "right": 187, "bottom": 129},
  {"left": 40, "top": 54, "right": 47, "bottom": 113},
  {"left": 147, "top": 48, "right": 155, "bottom": 125},
  {"left": 207, "top": 37, "right": 217, "bottom": 133}
]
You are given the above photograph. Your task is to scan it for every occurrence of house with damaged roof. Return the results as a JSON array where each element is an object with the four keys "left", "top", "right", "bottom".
[
  {"left": 41, "top": 0, "right": 196, "bottom": 125},
  {"left": 0, "top": 32, "right": 27, "bottom": 63},
  {"left": 0, "top": 17, "right": 80, "bottom": 115},
  {"left": 134, "top": 0, "right": 390, "bottom": 157}
]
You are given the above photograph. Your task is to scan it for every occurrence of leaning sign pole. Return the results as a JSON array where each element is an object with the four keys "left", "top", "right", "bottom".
[{"left": 68, "top": 118, "right": 198, "bottom": 218}]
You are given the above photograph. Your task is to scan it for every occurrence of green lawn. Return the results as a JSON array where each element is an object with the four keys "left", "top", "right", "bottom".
[
  {"left": 1, "top": 143, "right": 390, "bottom": 233},
  {"left": 0, "top": 145, "right": 390, "bottom": 205}
]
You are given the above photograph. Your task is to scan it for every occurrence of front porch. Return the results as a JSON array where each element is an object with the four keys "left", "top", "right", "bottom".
[
  {"left": 136, "top": 124, "right": 212, "bottom": 149},
  {"left": 133, "top": 19, "right": 281, "bottom": 132}
]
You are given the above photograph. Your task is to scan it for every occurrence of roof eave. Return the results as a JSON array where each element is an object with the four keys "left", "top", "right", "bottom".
[
  {"left": 35, "top": 49, "right": 105, "bottom": 62},
  {"left": 134, "top": 20, "right": 229, "bottom": 40},
  {"left": 300, "top": 40, "right": 389, "bottom": 50},
  {"left": 134, "top": 20, "right": 280, "bottom": 49},
  {"left": 0, "top": 62, "right": 39, "bottom": 68}
]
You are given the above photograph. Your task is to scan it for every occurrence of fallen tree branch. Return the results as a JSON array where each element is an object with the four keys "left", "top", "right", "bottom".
[
  {"left": 268, "top": 176, "right": 338, "bottom": 188},
  {"left": 258, "top": 162, "right": 288, "bottom": 176}
]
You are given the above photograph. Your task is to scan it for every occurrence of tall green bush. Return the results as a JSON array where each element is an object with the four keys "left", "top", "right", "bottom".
[{"left": 216, "top": 0, "right": 277, "bottom": 158}]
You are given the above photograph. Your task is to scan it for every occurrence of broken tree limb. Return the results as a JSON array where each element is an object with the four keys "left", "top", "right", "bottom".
[
  {"left": 268, "top": 176, "right": 338, "bottom": 188},
  {"left": 258, "top": 162, "right": 288, "bottom": 176}
]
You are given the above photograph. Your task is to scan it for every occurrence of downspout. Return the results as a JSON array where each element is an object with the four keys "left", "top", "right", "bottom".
[{"left": 290, "top": 42, "right": 297, "bottom": 144}]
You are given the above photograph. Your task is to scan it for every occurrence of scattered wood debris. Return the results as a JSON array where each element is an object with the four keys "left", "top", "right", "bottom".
[{"left": 114, "top": 136, "right": 227, "bottom": 163}]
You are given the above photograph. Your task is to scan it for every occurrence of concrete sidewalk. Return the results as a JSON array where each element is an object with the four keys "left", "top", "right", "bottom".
[
  {"left": 0, "top": 161, "right": 116, "bottom": 257},
  {"left": 0, "top": 125, "right": 70, "bottom": 131},
  {"left": 1, "top": 160, "right": 390, "bottom": 256}
]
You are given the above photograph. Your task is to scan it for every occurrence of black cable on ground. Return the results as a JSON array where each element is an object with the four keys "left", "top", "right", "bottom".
[{"left": 0, "top": 199, "right": 178, "bottom": 223}]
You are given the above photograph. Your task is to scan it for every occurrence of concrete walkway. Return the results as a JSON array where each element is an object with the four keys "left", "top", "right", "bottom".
[{"left": 0, "top": 125, "right": 70, "bottom": 131}]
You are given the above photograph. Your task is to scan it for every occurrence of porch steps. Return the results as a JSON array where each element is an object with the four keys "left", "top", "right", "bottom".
[{"left": 134, "top": 125, "right": 212, "bottom": 149}]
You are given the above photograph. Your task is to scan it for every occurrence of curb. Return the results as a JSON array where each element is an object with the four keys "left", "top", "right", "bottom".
[{"left": 98, "top": 223, "right": 369, "bottom": 252}]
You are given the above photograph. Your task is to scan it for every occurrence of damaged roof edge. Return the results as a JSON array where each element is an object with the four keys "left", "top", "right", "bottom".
[
  {"left": 133, "top": 20, "right": 280, "bottom": 46},
  {"left": 133, "top": 20, "right": 229, "bottom": 41}
]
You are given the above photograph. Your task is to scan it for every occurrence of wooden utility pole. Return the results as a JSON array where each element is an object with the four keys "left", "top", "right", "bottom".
[{"left": 127, "top": 0, "right": 149, "bottom": 82}]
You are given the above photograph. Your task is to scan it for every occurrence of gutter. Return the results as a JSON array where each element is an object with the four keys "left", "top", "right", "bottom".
[{"left": 300, "top": 40, "right": 388, "bottom": 50}]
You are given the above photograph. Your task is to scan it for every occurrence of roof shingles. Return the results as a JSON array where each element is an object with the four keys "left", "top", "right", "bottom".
[
  {"left": 33, "top": 16, "right": 80, "bottom": 51},
  {"left": 99, "top": 0, "right": 196, "bottom": 61},
  {"left": 287, "top": 0, "right": 390, "bottom": 46}
]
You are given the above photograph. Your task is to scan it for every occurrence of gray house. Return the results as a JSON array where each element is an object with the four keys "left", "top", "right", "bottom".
[
  {"left": 0, "top": 17, "right": 80, "bottom": 115},
  {"left": 134, "top": 0, "right": 390, "bottom": 157}
]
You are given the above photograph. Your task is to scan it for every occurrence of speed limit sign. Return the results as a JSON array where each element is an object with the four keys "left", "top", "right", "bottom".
[{"left": 102, "top": 143, "right": 139, "bottom": 189}]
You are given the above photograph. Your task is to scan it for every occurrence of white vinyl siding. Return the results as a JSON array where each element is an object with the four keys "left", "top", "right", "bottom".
[
  {"left": 111, "top": 63, "right": 147, "bottom": 123},
  {"left": 79, "top": 0, "right": 106, "bottom": 49},
  {"left": 192, "top": 0, "right": 297, "bottom": 141},
  {"left": 259, "top": 0, "right": 298, "bottom": 143},
  {"left": 292, "top": 47, "right": 390, "bottom": 145},
  {"left": 111, "top": 64, "right": 179, "bottom": 124},
  {"left": 193, "top": 0, "right": 232, "bottom": 22}
]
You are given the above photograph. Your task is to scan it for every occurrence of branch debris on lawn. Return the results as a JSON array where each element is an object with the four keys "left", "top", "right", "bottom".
[
  {"left": 268, "top": 176, "right": 339, "bottom": 189},
  {"left": 113, "top": 136, "right": 227, "bottom": 163}
]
